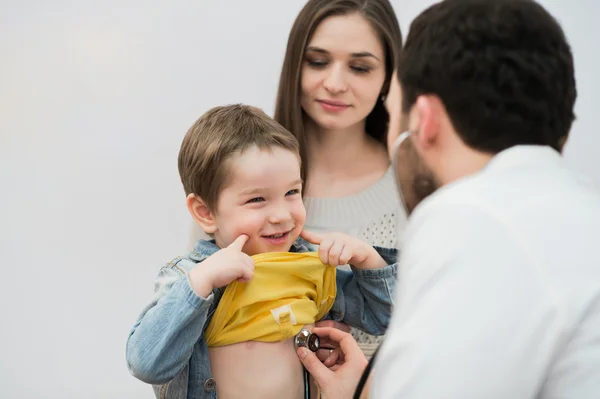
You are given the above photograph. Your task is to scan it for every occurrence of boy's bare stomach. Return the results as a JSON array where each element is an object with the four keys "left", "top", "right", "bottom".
[{"left": 208, "top": 324, "right": 315, "bottom": 399}]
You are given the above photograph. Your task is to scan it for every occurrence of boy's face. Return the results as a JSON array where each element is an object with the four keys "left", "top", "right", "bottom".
[{"left": 212, "top": 145, "right": 306, "bottom": 256}]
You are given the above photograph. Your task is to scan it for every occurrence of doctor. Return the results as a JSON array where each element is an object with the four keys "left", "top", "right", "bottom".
[{"left": 298, "top": 0, "right": 600, "bottom": 398}]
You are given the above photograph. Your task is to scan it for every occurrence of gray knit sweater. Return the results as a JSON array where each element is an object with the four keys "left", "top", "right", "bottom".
[{"left": 303, "top": 167, "right": 406, "bottom": 357}]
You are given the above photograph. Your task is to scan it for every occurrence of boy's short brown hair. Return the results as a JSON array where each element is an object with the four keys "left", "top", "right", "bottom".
[{"left": 178, "top": 104, "right": 300, "bottom": 211}]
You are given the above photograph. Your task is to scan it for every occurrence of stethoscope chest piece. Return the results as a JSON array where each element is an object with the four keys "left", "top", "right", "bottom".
[{"left": 294, "top": 329, "right": 320, "bottom": 352}]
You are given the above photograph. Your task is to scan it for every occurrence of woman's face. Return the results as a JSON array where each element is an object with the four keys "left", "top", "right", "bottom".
[{"left": 300, "top": 13, "right": 386, "bottom": 132}]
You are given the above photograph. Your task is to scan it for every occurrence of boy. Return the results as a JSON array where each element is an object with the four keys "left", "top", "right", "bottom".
[{"left": 126, "top": 104, "right": 397, "bottom": 399}]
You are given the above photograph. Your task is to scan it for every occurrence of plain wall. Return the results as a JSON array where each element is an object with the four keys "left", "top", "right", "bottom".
[{"left": 1, "top": 1, "right": 598, "bottom": 398}]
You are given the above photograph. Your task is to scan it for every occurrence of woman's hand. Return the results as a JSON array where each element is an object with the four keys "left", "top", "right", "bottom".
[{"left": 297, "top": 327, "right": 368, "bottom": 399}]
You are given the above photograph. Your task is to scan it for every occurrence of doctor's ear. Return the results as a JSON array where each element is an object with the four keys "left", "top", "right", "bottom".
[
  {"left": 186, "top": 194, "right": 217, "bottom": 234},
  {"left": 412, "top": 95, "right": 444, "bottom": 148}
]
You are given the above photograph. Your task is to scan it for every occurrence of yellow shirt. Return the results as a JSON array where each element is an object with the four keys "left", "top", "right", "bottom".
[{"left": 205, "top": 252, "right": 337, "bottom": 347}]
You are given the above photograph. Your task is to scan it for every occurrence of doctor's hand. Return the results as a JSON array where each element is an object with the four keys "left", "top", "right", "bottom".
[
  {"left": 297, "top": 327, "right": 368, "bottom": 399},
  {"left": 314, "top": 320, "right": 350, "bottom": 367}
]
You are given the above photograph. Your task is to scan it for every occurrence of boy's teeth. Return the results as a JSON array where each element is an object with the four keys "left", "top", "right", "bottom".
[{"left": 269, "top": 233, "right": 284, "bottom": 238}]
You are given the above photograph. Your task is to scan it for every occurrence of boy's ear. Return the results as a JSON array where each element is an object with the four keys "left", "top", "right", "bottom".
[{"left": 186, "top": 194, "right": 217, "bottom": 234}]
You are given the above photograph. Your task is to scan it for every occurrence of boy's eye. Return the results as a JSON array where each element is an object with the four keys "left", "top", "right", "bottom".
[
  {"left": 246, "top": 197, "right": 265, "bottom": 204},
  {"left": 286, "top": 189, "right": 300, "bottom": 196}
]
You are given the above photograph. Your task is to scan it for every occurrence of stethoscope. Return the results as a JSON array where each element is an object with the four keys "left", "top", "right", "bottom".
[{"left": 294, "top": 329, "right": 320, "bottom": 399}]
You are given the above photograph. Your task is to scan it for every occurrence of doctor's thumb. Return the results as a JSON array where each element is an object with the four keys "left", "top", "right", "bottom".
[{"left": 298, "top": 347, "right": 331, "bottom": 384}]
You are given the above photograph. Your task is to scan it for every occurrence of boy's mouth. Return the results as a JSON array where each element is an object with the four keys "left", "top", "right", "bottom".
[{"left": 261, "top": 231, "right": 291, "bottom": 245}]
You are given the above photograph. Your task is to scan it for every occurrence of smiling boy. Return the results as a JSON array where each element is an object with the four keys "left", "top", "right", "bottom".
[{"left": 126, "top": 104, "right": 397, "bottom": 399}]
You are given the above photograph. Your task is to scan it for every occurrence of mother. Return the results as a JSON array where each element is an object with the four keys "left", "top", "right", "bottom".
[{"left": 274, "top": 0, "right": 405, "bottom": 358}]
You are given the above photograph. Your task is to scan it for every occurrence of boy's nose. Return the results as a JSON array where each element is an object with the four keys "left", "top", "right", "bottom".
[{"left": 268, "top": 206, "right": 291, "bottom": 224}]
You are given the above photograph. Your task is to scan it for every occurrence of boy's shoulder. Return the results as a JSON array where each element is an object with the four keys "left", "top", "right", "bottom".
[
  {"left": 190, "top": 238, "right": 221, "bottom": 260},
  {"left": 290, "top": 237, "right": 313, "bottom": 253},
  {"left": 161, "top": 239, "right": 221, "bottom": 275}
]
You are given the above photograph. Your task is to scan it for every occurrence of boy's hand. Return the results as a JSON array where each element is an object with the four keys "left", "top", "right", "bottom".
[
  {"left": 300, "top": 230, "right": 386, "bottom": 270},
  {"left": 189, "top": 234, "right": 255, "bottom": 298}
]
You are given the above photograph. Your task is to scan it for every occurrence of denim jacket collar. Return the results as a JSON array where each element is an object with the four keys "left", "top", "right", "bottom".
[{"left": 189, "top": 237, "right": 312, "bottom": 263}]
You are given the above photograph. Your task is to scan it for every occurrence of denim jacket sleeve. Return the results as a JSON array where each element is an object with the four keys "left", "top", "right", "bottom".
[
  {"left": 327, "top": 246, "right": 399, "bottom": 336},
  {"left": 125, "top": 257, "right": 214, "bottom": 385}
]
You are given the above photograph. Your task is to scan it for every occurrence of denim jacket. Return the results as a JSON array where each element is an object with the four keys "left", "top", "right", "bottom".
[{"left": 126, "top": 238, "right": 398, "bottom": 399}]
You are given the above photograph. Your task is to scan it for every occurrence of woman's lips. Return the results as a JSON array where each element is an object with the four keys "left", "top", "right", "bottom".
[{"left": 317, "top": 99, "right": 350, "bottom": 112}]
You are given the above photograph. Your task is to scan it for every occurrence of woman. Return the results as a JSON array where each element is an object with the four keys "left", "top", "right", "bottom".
[{"left": 274, "top": 0, "right": 405, "bottom": 358}]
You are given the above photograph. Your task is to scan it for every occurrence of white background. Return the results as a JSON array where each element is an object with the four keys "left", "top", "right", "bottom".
[{"left": 1, "top": 1, "right": 598, "bottom": 398}]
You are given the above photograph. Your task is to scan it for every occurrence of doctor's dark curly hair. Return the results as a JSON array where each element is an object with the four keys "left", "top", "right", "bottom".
[{"left": 398, "top": 0, "right": 577, "bottom": 153}]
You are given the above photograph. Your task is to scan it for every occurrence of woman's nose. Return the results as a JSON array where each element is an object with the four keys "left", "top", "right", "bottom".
[{"left": 323, "top": 65, "right": 348, "bottom": 94}]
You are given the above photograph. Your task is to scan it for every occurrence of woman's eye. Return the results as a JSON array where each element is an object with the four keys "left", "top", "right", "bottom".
[
  {"left": 246, "top": 197, "right": 264, "bottom": 204},
  {"left": 351, "top": 65, "right": 371, "bottom": 74},
  {"left": 307, "top": 59, "right": 328, "bottom": 68}
]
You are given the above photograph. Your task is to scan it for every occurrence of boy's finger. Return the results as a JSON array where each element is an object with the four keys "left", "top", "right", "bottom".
[
  {"left": 339, "top": 246, "right": 353, "bottom": 265},
  {"left": 328, "top": 241, "right": 344, "bottom": 266},
  {"left": 319, "top": 239, "right": 333, "bottom": 266},
  {"left": 300, "top": 230, "right": 322, "bottom": 245},
  {"left": 228, "top": 234, "right": 249, "bottom": 251},
  {"left": 237, "top": 265, "right": 254, "bottom": 282},
  {"left": 244, "top": 255, "right": 255, "bottom": 270}
]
